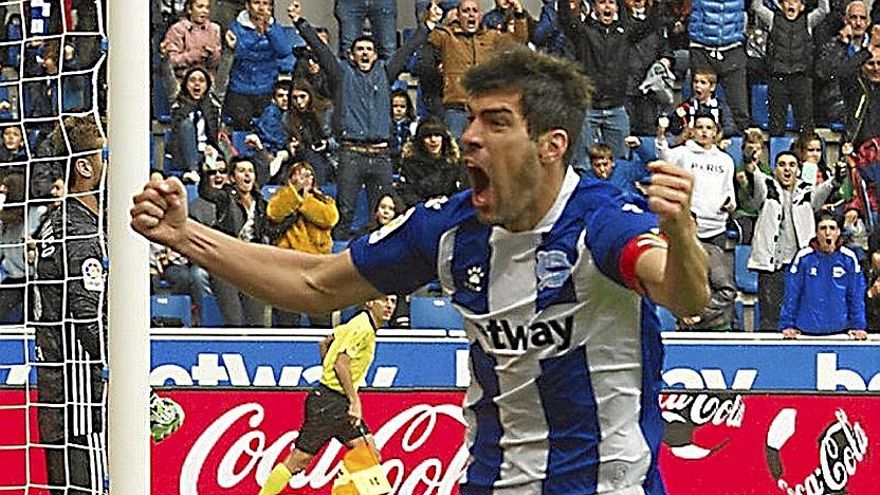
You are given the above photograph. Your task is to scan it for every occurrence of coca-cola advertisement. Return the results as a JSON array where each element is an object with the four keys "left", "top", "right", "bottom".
[
  {"left": 151, "top": 390, "right": 468, "bottom": 495},
  {"left": 660, "top": 394, "right": 879, "bottom": 495}
]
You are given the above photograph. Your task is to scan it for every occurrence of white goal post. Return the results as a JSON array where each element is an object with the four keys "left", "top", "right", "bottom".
[{"left": 107, "top": 0, "right": 150, "bottom": 493}]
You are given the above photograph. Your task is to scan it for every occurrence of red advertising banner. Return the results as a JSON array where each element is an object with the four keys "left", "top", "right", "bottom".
[
  {"left": 0, "top": 390, "right": 49, "bottom": 495},
  {"left": 3, "top": 389, "right": 879, "bottom": 494}
]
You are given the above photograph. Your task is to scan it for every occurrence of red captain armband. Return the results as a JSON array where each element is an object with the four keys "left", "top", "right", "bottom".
[{"left": 619, "top": 232, "right": 668, "bottom": 294}]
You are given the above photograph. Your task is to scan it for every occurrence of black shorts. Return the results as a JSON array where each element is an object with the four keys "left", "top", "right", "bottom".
[{"left": 296, "top": 384, "right": 371, "bottom": 455}]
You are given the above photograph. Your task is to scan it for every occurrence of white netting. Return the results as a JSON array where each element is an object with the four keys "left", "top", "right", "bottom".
[{"left": 0, "top": 0, "right": 107, "bottom": 493}]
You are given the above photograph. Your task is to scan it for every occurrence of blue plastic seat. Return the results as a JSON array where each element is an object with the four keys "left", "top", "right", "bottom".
[
  {"left": 769, "top": 136, "right": 795, "bottom": 167},
  {"left": 200, "top": 294, "right": 224, "bottom": 327},
  {"left": 262, "top": 184, "right": 280, "bottom": 201},
  {"left": 410, "top": 296, "right": 464, "bottom": 330},
  {"left": 151, "top": 294, "right": 192, "bottom": 327},
  {"left": 734, "top": 245, "right": 758, "bottom": 294},
  {"left": 655, "top": 306, "right": 678, "bottom": 332},
  {"left": 725, "top": 136, "right": 743, "bottom": 165}
]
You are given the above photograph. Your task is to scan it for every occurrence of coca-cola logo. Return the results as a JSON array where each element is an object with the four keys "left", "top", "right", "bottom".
[
  {"left": 659, "top": 392, "right": 745, "bottom": 460},
  {"left": 179, "top": 402, "right": 469, "bottom": 494},
  {"left": 768, "top": 408, "right": 869, "bottom": 495}
]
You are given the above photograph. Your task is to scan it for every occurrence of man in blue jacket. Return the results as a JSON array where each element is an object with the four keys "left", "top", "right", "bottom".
[
  {"left": 781, "top": 212, "right": 868, "bottom": 340},
  {"left": 289, "top": 2, "right": 441, "bottom": 240}
]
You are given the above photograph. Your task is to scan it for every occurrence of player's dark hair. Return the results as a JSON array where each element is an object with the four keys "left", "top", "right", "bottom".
[{"left": 460, "top": 46, "right": 594, "bottom": 163}]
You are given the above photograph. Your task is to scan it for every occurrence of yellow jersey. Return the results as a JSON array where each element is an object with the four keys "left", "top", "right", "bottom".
[{"left": 320, "top": 311, "right": 377, "bottom": 395}]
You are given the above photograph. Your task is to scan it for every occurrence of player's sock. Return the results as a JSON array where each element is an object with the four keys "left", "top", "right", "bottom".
[{"left": 258, "top": 464, "right": 293, "bottom": 495}]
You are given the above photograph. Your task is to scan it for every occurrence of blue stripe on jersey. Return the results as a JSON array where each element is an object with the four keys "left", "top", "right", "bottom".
[
  {"left": 578, "top": 178, "right": 659, "bottom": 288},
  {"left": 535, "top": 191, "right": 583, "bottom": 311},
  {"left": 638, "top": 299, "right": 667, "bottom": 495},
  {"left": 536, "top": 345, "right": 600, "bottom": 494},
  {"left": 465, "top": 341, "right": 503, "bottom": 488},
  {"left": 451, "top": 219, "right": 492, "bottom": 314}
]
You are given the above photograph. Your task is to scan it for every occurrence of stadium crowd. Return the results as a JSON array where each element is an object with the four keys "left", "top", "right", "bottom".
[{"left": 145, "top": 0, "right": 880, "bottom": 337}]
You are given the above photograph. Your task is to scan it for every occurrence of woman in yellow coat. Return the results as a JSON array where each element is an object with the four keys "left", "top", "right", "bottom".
[{"left": 266, "top": 161, "right": 338, "bottom": 326}]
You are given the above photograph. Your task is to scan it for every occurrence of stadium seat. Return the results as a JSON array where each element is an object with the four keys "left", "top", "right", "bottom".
[
  {"left": 725, "top": 136, "right": 743, "bottom": 165},
  {"left": 769, "top": 136, "right": 795, "bottom": 166},
  {"left": 200, "top": 294, "right": 224, "bottom": 327},
  {"left": 151, "top": 294, "right": 192, "bottom": 327},
  {"left": 410, "top": 296, "right": 464, "bottom": 330},
  {"left": 152, "top": 71, "right": 172, "bottom": 125},
  {"left": 655, "top": 306, "right": 678, "bottom": 332},
  {"left": 733, "top": 245, "right": 759, "bottom": 332},
  {"left": 351, "top": 187, "right": 370, "bottom": 235},
  {"left": 185, "top": 183, "right": 198, "bottom": 203},
  {"left": 262, "top": 184, "right": 280, "bottom": 201},
  {"left": 332, "top": 240, "right": 349, "bottom": 253},
  {"left": 734, "top": 245, "right": 758, "bottom": 294},
  {"left": 751, "top": 84, "right": 770, "bottom": 130},
  {"left": 320, "top": 183, "right": 337, "bottom": 199},
  {"left": 231, "top": 130, "right": 253, "bottom": 157}
]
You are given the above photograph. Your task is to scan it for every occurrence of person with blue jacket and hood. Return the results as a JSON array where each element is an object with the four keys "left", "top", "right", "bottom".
[
  {"left": 780, "top": 211, "right": 868, "bottom": 340},
  {"left": 222, "top": 0, "right": 291, "bottom": 130}
]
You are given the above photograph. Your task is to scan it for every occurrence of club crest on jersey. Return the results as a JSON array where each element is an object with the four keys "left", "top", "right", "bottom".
[
  {"left": 536, "top": 250, "right": 572, "bottom": 290},
  {"left": 368, "top": 207, "right": 415, "bottom": 244},
  {"left": 81, "top": 258, "right": 104, "bottom": 292}
]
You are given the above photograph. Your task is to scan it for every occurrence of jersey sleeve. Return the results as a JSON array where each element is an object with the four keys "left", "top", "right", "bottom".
[
  {"left": 349, "top": 195, "right": 470, "bottom": 294},
  {"left": 584, "top": 185, "right": 663, "bottom": 290}
]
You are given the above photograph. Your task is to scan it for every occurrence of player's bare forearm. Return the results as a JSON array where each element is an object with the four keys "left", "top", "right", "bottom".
[
  {"left": 130, "top": 176, "right": 381, "bottom": 313},
  {"left": 178, "top": 220, "right": 381, "bottom": 314},
  {"left": 648, "top": 227, "right": 710, "bottom": 317},
  {"left": 638, "top": 162, "right": 710, "bottom": 317},
  {"left": 334, "top": 354, "right": 360, "bottom": 406}
]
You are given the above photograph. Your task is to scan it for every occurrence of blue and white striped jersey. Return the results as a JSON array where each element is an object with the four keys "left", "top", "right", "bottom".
[{"left": 350, "top": 169, "right": 667, "bottom": 495}]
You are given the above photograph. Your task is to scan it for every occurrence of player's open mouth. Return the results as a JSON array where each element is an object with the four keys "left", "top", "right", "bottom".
[{"left": 467, "top": 167, "right": 490, "bottom": 208}]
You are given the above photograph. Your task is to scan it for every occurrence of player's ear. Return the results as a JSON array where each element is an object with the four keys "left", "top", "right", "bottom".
[
  {"left": 74, "top": 157, "right": 94, "bottom": 179},
  {"left": 537, "top": 129, "right": 569, "bottom": 166}
]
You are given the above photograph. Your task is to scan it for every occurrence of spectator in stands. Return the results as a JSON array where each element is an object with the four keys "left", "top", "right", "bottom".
[
  {"left": 864, "top": 230, "right": 880, "bottom": 327},
  {"left": 0, "top": 171, "right": 25, "bottom": 323},
  {"left": 752, "top": 0, "right": 829, "bottom": 136},
  {"left": 0, "top": 125, "right": 26, "bottom": 163},
  {"left": 483, "top": 0, "right": 535, "bottom": 32},
  {"left": 679, "top": 212, "right": 736, "bottom": 330},
  {"left": 842, "top": 205, "right": 869, "bottom": 256},
  {"left": 149, "top": 242, "right": 197, "bottom": 298},
  {"left": 167, "top": 66, "right": 221, "bottom": 173},
  {"left": 222, "top": 0, "right": 290, "bottom": 130},
  {"left": 428, "top": 0, "right": 530, "bottom": 141},
  {"left": 197, "top": 156, "right": 269, "bottom": 326},
  {"left": 781, "top": 211, "right": 867, "bottom": 339},
  {"left": 668, "top": 66, "right": 736, "bottom": 138},
  {"left": 278, "top": 78, "right": 333, "bottom": 185},
  {"left": 289, "top": 3, "right": 440, "bottom": 240},
  {"left": 815, "top": 0, "right": 871, "bottom": 126},
  {"left": 657, "top": 108, "right": 737, "bottom": 247},
  {"left": 623, "top": 0, "right": 674, "bottom": 136},
  {"left": 837, "top": 26, "right": 880, "bottom": 149},
  {"left": 559, "top": 0, "right": 658, "bottom": 170},
  {"left": 687, "top": 0, "right": 749, "bottom": 133},
  {"left": 391, "top": 88, "right": 417, "bottom": 164},
  {"left": 160, "top": 0, "right": 222, "bottom": 83},
  {"left": 266, "top": 161, "right": 338, "bottom": 327},
  {"left": 584, "top": 142, "right": 649, "bottom": 196},
  {"left": 396, "top": 116, "right": 464, "bottom": 209},
  {"left": 22, "top": 40, "right": 59, "bottom": 120},
  {"left": 292, "top": 44, "right": 333, "bottom": 101},
  {"left": 252, "top": 80, "right": 290, "bottom": 158},
  {"left": 532, "top": 0, "right": 583, "bottom": 59},
  {"left": 733, "top": 129, "right": 769, "bottom": 244},
  {"left": 335, "top": 0, "right": 398, "bottom": 60},
  {"left": 187, "top": 156, "right": 226, "bottom": 325},
  {"left": 747, "top": 151, "right": 841, "bottom": 331},
  {"left": 792, "top": 130, "right": 853, "bottom": 211}
]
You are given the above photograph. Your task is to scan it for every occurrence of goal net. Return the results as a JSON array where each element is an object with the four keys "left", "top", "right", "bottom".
[{"left": 0, "top": 0, "right": 110, "bottom": 493}]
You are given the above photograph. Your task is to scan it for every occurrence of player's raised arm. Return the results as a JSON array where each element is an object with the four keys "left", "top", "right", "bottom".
[
  {"left": 130, "top": 177, "right": 382, "bottom": 314},
  {"left": 636, "top": 161, "right": 710, "bottom": 317}
]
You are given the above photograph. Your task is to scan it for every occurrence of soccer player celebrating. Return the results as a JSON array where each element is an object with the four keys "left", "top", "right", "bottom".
[
  {"left": 32, "top": 115, "right": 108, "bottom": 495},
  {"left": 132, "top": 47, "right": 709, "bottom": 494},
  {"left": 259, "top": 294, "right": 397, "bottom": 495}
]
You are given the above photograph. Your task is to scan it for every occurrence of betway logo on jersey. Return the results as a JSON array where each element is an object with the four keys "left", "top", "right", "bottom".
[{"left": 476, "top": 316, "right": 573, "bottom": 351}]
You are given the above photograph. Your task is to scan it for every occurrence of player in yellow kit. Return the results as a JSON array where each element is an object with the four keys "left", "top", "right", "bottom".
[{"left": 259, "top": 294, "right": 397, "bottom": 495}]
